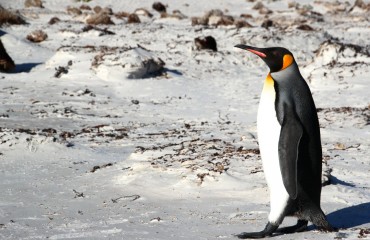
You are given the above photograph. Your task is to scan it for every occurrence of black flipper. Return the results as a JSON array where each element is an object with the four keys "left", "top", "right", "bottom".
[
  {"left": 236, "top": 222, "right": 279, "bottom": 239},
  {"left": 278, "top": 103, "right": 303, "bottom": 199},
  {"left": 276, "top": 220, "right": 308, "bottom": 234}
]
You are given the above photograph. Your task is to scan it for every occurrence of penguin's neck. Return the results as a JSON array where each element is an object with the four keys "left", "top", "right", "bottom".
[
  {"left": 262, "top": 73, "right": 275, "bottom": 97},
  {"left": 270, "top": 62, "right": 300, "bottom": 82}
]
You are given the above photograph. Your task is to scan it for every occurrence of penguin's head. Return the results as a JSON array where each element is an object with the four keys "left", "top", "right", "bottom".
[{"left": 235, "top": 44, "right": 295, "bottom": 73}]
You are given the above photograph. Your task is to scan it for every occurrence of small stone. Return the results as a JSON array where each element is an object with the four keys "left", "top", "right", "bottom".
[
  {"left": 86, "top": 12, "right": 114, "bottom": 25},
  {"left": 259, "top": 7, "right": 273, "bottom": 14},
  {"left": 93, "top": 6, "right": 102, "bottom": 14},
  {"left": 101, "top": 7, "right": 113, "bottom": 15},
  {"left": 48, "top": 17, "right": 60, "bottom": 25},
  {"left": 24, "top": 0, "right": 43, "bottom": 8},
  {"left": 161, "top": 10, "right": 187, "bottom": 19},
  {"left": 334, "top": 143, "right": 346, "bottom": 150},
  {"left": 194, "top": 36, "right": 217, "bottom": 52},
  {"left": 204, "top": 9, "right": 224, "bottom": 19},
  {"left": 150, "top": 217, "right": 161, "bottom": 222},
  {"left": 127, "top": 13, "right": 140, "bottom": 23},
  {"left": 352, "top": 0, "right": 368, "bottom": 9},
  {"left": 66, "top": 6, "right": 82, "bottom": 15},
  {"left": 209, "top": 15, "right": 234, "bottom": 26},
  {"left": 297, "top": 24, "right": 314, "bottom": 31},
  {"left": 252, "top": 2, "right": 264, "bottom": 10},
  {"left": 349, "top": 0, "right": 370, "bottom": 11},
  {"left": 288, "top": 1, "right": 297, "bottom": 8},
  {"left": 152, "top": 2, "right": 166, "bottom": 13},
  {"left": 79, "top": 4, "right": 91, "bottom": 11},
  {"left": 134, "top": 8, "right": 153, "bottom": 18},
  {"left": 115, "top": 11, "right": 130, "bottom": 19},
  {"left": 234, "top": 19, "right": 252, "bottom": 28},
  {"left": 240, "top": 13, "right": 253, "bottom": 18},
  {"left": 27, "top": 30, "right": 48, "bottom": 43},
  {"left": 191, "top": 17, "right": 208, "bottom": 26},
  {"left": 261, "top": 19, "right": 273, "bottom": 29},
  {"left": 172, "top": 10, "right": 186, "bottom": 19}
]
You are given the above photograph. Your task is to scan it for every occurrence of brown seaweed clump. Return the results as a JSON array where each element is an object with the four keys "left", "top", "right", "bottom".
[
  {"left": 0, "top": 5, "right": 27, "bottom": 26},
  {"left": 24, "top": 0, "right": 44, "bottom": 8},
  {"left": 191, "top": 9, "right": 252, "bottom": 28}
]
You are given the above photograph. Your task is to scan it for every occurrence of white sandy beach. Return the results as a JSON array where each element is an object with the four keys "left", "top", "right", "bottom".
[{"left": 0, "top": 0, "right": 369, "bottom": 239}]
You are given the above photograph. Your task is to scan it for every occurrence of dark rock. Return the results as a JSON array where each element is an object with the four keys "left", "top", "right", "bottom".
[
  {"left": 349, "top": 0, "right": 370, "bottom": 11},
  {"left": 79, "top": 4, "right": 91, "bottom": 11},
  {"left": 252, "top": 2, "right": 264, "bottom": 10},
  {"left": 261, "top": 19, "right": 273, "bottom": 29},
  {"left": 161, "top": 10, "right": 187, "bottom": 19},
  {"left": 101, "top": 7, "right": 113, "bottom": 15},
  {"left": 253, "top": 2, "right": 272, "bottom": 14},
  {"left": 66, "top": 6, "right": 82, "bottom": 15},
  {"left": 48, "top": 17, "right": 60, "bottom": 25},
  {"left": 86, "top": 12, "right": 114, "bottom": 25},
  {"left": 152, "top": 2, "right": 166, "bottom": 13},
  {"left": 209, "top": 15, "right": 234, "bottom": 26},
  {"left": 194, "top": 36, "right": 217, "bottom": 52},
  {"left": 27, "top": 30, "right": 48, "bottom": 43},
  {"left": 93, "top": 6, "right": 102, "bottom": 14},
  {"left": 191, "top": 17, "right": 208, "bottom": 26},
  {"left": 127, "top": 13, "right": 140, "bottom": 23},
  {"left": 115, "top": 11, "right": 130, "bottom": 19},
  {"left": 234, "top": 19, "right": 252, "bottom": 28},
  {"left": 240, "top": 13, "right": 253, "bottom": 18},
  {"left": 297, "top": 24, "right": 314, "bottom": 31}
]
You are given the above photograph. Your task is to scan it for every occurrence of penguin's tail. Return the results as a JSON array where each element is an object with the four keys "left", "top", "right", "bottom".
[
  {"left": 310, "top": 209, "right": 336, "bottom": 232},
  {"left": 297, "top": 188, "right": 336, "bottom": 232}
]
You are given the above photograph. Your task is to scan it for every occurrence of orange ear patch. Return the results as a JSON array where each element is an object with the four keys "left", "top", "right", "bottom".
[{"left": 281, "top": 54, "right": 294, "bottom": 70}]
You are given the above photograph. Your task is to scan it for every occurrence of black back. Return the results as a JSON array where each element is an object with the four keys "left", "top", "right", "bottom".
[{"left": 271, "top": 63, "right": 322, "bottom": 206}]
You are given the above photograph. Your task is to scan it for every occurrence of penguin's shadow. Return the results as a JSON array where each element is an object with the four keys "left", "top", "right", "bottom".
[
  {"left": 14, "top": 63, "right": 42, "bottom": 73},
  {"left": 327, "top": 202, "right": 370, "bottom": 229},
  {"left": 163, "top": 68, "right": 182, "bottom": 76},
  {"left": 0, "top": 29, "right": 6, "bottom": 37},
  {"left": 330, "top": 175, "right": 355, "bottom": 187}
]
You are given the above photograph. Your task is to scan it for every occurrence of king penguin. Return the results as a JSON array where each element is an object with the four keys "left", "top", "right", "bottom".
[{"left": 234, "top": 45, "right": 334, "bottom": 238}]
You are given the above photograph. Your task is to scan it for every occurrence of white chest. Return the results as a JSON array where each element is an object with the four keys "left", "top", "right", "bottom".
[
  {"left": 257, "top": 77, "right": 290, "bottom": 219},
  {"left": 257, "top": 88, "right": 281, "bottom": 177},
  {"left": 257, "top": 80, "right": 281, "bottom": 164}
]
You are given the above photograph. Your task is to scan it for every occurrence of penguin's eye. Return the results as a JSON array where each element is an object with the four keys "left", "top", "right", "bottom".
[{"left": 271, "top": 51, "right": 279, "bottom": 57}]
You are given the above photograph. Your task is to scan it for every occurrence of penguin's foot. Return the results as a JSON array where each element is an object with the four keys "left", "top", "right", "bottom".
[
  {"left": 236, "top": 222, "right": 278, "bottom": 239},
  {"left": 317, "top": 224, "right": 338, "bottom": 232},
  {"left": 276, "top": 220, "right": 308, "bottom": 234}
]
